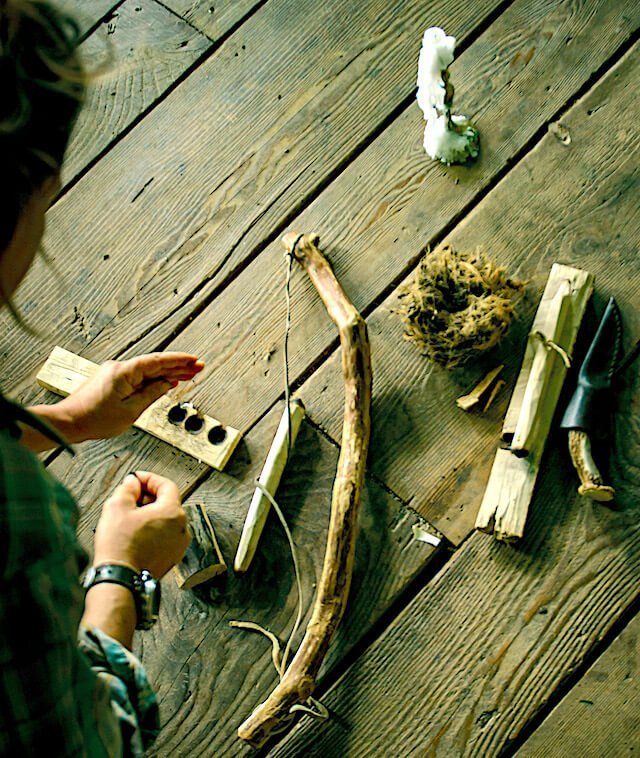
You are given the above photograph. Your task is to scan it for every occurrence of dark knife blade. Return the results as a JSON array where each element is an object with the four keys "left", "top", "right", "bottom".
[{"left": 560, "top": 296, "right": 622, "bottom": 437}]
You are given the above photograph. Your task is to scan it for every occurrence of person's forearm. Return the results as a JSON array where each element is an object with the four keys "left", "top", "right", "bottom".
[
  {"left": 82, "top": 583, "right": 137, "bottom": 650},
  {"left": 21, "top": 402, "right": 83, "bottom": 452}
]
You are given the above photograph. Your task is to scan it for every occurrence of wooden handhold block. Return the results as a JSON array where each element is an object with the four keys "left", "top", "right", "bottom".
[
  {"left": 36, "top": 346, "right": 242, "bottom": 471},
  {"left": 175, "top": 503, "right": 226, "bottom": 589}
]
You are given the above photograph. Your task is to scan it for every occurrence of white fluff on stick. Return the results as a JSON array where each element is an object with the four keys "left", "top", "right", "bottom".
[{"left": 416, "top": 27, "right": 479, "bottom": 165}]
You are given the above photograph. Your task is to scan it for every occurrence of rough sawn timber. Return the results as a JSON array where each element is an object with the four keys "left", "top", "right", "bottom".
[
  {"left": 269, "top": 359, "right": 640, "bottom": 755},
  {"left": 161, "top": 0, "right": 266, "bottom": 41},
  {"left": 57, "top": 0, "right": 118, "bottom": 36},
  {"left": 297, "top": 34, "right": 640, "bottom": 544},
  {"left": 2, "top": 0, "right": 506, "bottom": 400},
  {"left": 517, "top": 610, "right": 640, "bottom": 757},
  {"left": 48, "top": 402, "right": 440, "bottom": 757},
  {"left": 63, "top": 0, "right": 210, "bottom": 186}
]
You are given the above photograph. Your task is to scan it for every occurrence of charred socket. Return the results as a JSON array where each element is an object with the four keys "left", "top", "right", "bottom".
[{"left": 167, "top": 403, "right": 227, "bottom": 445}]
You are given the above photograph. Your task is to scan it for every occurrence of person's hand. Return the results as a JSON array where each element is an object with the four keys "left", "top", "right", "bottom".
[
  {"left": 55, "top": 352, "right": 204, "bottom": 442},
  {"left": 93, "top": 471, "right": 191, "bottom": 578}
]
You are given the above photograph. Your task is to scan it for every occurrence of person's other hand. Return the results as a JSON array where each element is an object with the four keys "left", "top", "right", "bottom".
[
  {"left": 93, "top": 471, "right": 190, "bottom": 578},
  {"left": 56, "top": 352, "right": 204, "bottom": 442}
]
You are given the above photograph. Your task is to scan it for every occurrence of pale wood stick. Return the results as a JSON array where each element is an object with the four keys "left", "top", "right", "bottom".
[
  {"left": 501, "top": 265, "right": 591, "bottom": 441},
  {"left": 234, "top": 398, "right": 306, "bottom": 573},
  {"left": 483, "top": 378, "right": 505, "bottom": 412},
  {"left": 37, "top": 346, "right": 242, "bottom": 470},
  {"left": 237, "top": 232, "right": 372, "bottom": 747},
  {"left": 456, "top": 365, "right": 503, "bottom": 411},
  {"left": 475, "top": 264, "right": 594, "bottom": 542},
  {"left": 509, "top": 282, "right": 572, "bottom": 454}
]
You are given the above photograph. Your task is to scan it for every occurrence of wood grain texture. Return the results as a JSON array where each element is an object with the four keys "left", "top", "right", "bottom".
[
  {"left": 36, "top": 346, "right": 242, "bottom": 470},
  {"left": 476, "top": 265, "right": 594, "bottom": 542},
  {"left": 269, "top": 361, "right": 640, "bottom": 756},
  {"left": 2, "top": 0, "right": 505, "bottom": 402},
  {"left": 175, "top": 502, "right": 226, "bottom": 589},
  {"left": 63, "top": 0, "right": 210, "bottom": 185},
  {"left": 161, "top": 0, "right": 264, "bottom": 41},
  {"left": 56, "top": 0, "right": 118, "bottom": 36},
  {"left": 49, "top": 405, "right": 440, "bottom": 756},
  {"left": 297, "top": 34, "right": 640, "bottom": 544},
  {"left": 517, "top": 612, "right": 640, "bottom": 757},
  {"left": 119, "top": 0, "right": 639, "bottom": 448}
]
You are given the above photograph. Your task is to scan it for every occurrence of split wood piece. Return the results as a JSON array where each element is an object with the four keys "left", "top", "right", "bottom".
[
  {"left": 174, "top": 503, "right": 226, "bottom": 589},
  {"left": 234, "top": 398, "right": 306, "bottom": 573},
  {"left": 484, "top": 378, "right": 505, "bottom": 412},
  {"left": 568, "top": 430, "right": 615, "bottom": 502},
  {"left": 237, "top": 232, "right": 372, "bottom": 747},
  {"left": 509, "top": 281, "right": 573, "bottom": 454},
  {"left": 456, "top": 365, "right": 504, "bottom": 411},
  {"left": 475, "top": 264, "right": 593, "bottom": 542},
  {"left": 36, "top": 346, "right": 242, "bottom": 471}
]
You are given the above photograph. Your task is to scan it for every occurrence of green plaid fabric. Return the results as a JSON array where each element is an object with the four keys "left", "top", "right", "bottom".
[{"left": 0, "top": 407, "right": 159, "bottom": 756}]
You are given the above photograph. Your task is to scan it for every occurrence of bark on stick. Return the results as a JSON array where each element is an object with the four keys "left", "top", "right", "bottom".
[{"left": 237, "top": 232, "right": 372, "bottom": 747}]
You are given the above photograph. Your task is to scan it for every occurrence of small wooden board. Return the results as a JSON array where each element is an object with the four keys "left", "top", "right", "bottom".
[{"left": 37, "top": 346, "right": 242, "bottom": 471}]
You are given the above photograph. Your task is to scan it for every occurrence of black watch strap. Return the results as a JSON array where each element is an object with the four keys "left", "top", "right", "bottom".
[
  {"left": 84, "top": 564, "right": 141, "bottom": 592},
  {"left": 83, "top": 564, "right": 160, "bottom": 631}
]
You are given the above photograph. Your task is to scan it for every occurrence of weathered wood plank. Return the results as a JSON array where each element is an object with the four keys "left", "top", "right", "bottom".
[
  {"left": 3, "top": 0, "right": 506, "bottom": 399},
  {"left": 22, "top": 0, "right": 636, "bottom": 550},
  {"left": 296, "top": 34, "right": 640, "bottom": 543},
  {"left": 51, "top": 406, "right": 440, "bottom": 756},
  {"left": 269, "top": 361, "right": 640, "bottom": 755},
  {"left": 63, "top": 0, "right": 210, "bottom": 185},
  {"left": 162, "top": 0, "right": 265, "bottom": 41},
  {"left": 517, "top": 612, "right": 640, "bottom": 757},
  {"left": 57, "top": 0, "right": 118, "bottom": 36}
]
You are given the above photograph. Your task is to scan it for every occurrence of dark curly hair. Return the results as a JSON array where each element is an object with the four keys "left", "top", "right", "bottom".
[{"left": 0, "top": 0, "right": 84, "bottom": 252}]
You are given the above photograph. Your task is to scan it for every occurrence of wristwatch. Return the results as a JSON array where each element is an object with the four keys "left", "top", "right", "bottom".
[{"left": 83, "top": 564, "right": 161, "bottom": 631}]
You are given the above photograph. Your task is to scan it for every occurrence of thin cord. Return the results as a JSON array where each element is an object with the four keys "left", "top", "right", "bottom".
[
  {"left": 531, "top": 330, "right": 572, "bottom": 368},
  {"left": 284, "top": 251, "right": 294, "bottom": 456},
  {"left": 230, "top": 235, "right": 329, "bottom": 725},
  {"left": 254, "top": 481, "right": 304, "bottom": 675},
  {"left": 284, "top": 234, "right": 303, "bottom": 455}
]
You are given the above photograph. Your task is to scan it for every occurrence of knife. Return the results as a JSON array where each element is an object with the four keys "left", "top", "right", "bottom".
[{"left": 560, "top": 297, "right": 622, "bottom": 501}]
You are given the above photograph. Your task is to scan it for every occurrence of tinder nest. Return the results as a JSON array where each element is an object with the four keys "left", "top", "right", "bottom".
[{"left": 397, "top": 245, "right": 525, "bottom": 369}]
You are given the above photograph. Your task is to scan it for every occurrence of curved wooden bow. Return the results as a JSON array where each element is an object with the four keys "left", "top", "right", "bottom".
[{"left": 238, "top": 232, "right": 372, "bottom": 747}]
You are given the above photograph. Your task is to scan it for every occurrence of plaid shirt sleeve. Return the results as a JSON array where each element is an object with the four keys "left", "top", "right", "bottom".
[{"left": 0, "top": 423, "right": 160, "bottom": 756}]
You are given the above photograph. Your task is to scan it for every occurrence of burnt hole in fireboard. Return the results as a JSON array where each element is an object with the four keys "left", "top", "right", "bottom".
[
  {"left": 185, "top": 414, "right": 205, "bottom": 434},
  {"left": 208, "top": 425, "right": 227, "bottom": 445},
  {"left": 168, "top": 404, "right": 188, "bottom": 424}
]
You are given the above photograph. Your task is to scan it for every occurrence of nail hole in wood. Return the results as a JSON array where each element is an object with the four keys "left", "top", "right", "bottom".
[
  {"left": 185, "top": 414, "right": 204, "bottom": 434},
  {"left": 208, "top": 425, "right": 227, "bottom": 445},
  {"left": 168, "top": 404, "right": 188, "bottom": 424}
]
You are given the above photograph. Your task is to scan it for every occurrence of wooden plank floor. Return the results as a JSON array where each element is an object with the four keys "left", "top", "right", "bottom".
[{"left": 4, "top": 0, "right": 639, "bottom": 754}]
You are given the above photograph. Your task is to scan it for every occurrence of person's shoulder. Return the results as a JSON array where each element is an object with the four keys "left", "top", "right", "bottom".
[{"left": 0, "top": 428, "right": 79, "bottom": 578}]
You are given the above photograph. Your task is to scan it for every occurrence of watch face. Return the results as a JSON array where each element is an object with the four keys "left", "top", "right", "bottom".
[
  {"left": 139, "top": 570, "right": 161, "bottom": 627},
  {"left": 82, "top": 567, "right": 96, "bottom": 589}
]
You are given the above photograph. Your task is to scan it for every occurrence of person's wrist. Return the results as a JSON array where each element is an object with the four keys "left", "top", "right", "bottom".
[
  {"left": 92, "top": 555, "right": 144, "bottom": 574},
  {"left": 30, "top": 401, "right": 87, "bottom": 444},
  {"left": 83, "top": 582, "right": 137, "bottom": 649},
  {"left": 54, "top": 397, "right": 94, "bottom": 442}
]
